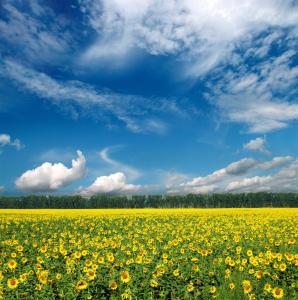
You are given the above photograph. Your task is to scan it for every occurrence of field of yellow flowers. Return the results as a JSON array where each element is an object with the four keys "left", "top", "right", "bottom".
[{"left": 0, "top": 208, "right": 297, "bottom": 299}]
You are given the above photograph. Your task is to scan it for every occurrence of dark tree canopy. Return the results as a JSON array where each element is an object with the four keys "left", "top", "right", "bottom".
[{"left": 0, "top": 193, "right": 297, "bottom": 208}]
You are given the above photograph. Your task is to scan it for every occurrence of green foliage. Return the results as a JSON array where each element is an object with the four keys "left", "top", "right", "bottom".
[{"left": 0, "top": 192, "right": 297, "bottom": 208}]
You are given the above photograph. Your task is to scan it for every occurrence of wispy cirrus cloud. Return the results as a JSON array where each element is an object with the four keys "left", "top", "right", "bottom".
[
  {"left": 79, "top": 0, "right": 298, "bottom": 75},
  {"left": 1, "top": 0, "right": 297, "bottom": 136},
  {"left": 99, "top": 146, "right": 141, "bottom": 180},
  {"left": 78, "top": 0, "right": 298, "bottom": 133},
  {"left": 1, "top": 58, "right": 184, "bottom": 134},
  {"left": 38, "top": 149, "right": 75, "bottom": 163},
  {"left": 206, "top": 43, "right": 298, "bottom": 133},
  {"left": 0, "top": 0, "right": 75, "bottom": 65}
]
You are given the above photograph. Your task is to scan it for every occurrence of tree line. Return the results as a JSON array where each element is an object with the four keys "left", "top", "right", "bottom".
[{"left": 0, "top": 192, "right": 297, "bottom": 208}]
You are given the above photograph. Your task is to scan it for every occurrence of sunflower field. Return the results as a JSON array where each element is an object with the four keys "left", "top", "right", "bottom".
[{"left": 0, "top": 208, "right": 297, "bottom": 299}]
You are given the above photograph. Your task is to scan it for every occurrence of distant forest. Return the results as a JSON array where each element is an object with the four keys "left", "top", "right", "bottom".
[{"left": 0, "top": 193, "right": 297, "bottom": 208}]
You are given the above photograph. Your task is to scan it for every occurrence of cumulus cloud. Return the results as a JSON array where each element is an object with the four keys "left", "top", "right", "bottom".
[
  {"left": 226, "top": 176, "right": 272, "bottom": 192},
  {"left": 225, "top": 158, "right": 258, "bottom": 175},
  {"left": 15, "top": 150, "right": 86, "bottom": 192},
  {"left": 99, "top": 147, "right": 141, "bottom": 180},
  {"left": 243, "top": 137, "right": 270, "bottom": 154},
  {"left": 165, "top": 173, "right": 189, "bottom": 190},
  {"left": 226, "top": 160, "right": 298, "bottom": 192},
  {"left": 0, "top": 133, "right": 24, "bottom": 151},
  {"left": 168, "top": 155, "right": 295, "bottom": 194},
  {"left": 182, "top": 158, "right": 258, "bottom": 190},
  {"left": 260, "top": 156, "right": 294, "bottom": 170},
  {"left": 77, "top": 172, "right": 141, "bottom": 197}
]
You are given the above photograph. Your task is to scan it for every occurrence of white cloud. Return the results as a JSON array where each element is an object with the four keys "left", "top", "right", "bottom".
[
  {"left": 0, "top": 134, "right": 10, "bottom": 145},
  {"left": 1, "top": 59, "right": 182, "bottom": 134},
  {"left": 15, "top": 150, "right": 86, "bottom": 192},
  {"left": 0, "top": 133, "right": 24, "bottom": 150},
  {"left": 243, "top": 137, "right": 270, "bottom": 154},
  {"left": 207, "top": 47, "right": 298, "bottom": 133},
  {"left": 165, "top": 172, "right": 189, "bottom": 189},
  {"left": 168, "top": 155, "right": 295, "bottom": 194},
  {"left": 0, "top": 186, "right": 4, "bottom": 193},
  {"left": 182, "top": 158, "right": 257, "bottom": 189},
  {"left": 225, "top": 158, "right": 258, "bottom": 175},
  {"left": 226, "top": 160, "right": 298, "bottom": 192},
  {"left": 0, "top": 1, "right": 73, "bottom": 65},
  {"left": 259, "top": 156, "right": 294, "bottom": 170},
  {"left": 77, "top": 0, "right": 298, "bottom": 134},
  {"left": 99, "top": 146, "right": 141, "bottom": 180},
  {"left": 226, "top": 176, "right": 271, "bottom": 192},
  {"left": 80, "top": 0, "right": 298, "bottom": 76},
  {"left": 1, "top": 1, "right": 297, "bottom": 136},
  {"left": 77, "top": 172, "right": 141, "bottom": 197}
]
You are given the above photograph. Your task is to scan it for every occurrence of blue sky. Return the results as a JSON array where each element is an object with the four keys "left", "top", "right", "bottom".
[{"left": 0, "top": 0, "right": 298, "bottom": 196}]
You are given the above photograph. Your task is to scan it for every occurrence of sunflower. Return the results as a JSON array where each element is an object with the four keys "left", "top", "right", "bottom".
[
  {"left": 255, "top": 270, "right": 263, "bottom": 279},
  {"left": 21, "top": 257, "right": 27, "bottom": 264},
  {"left": 264, "top": 283, "right": 272, "bottom": 292},
  {"left": 279, "top": 263, "right": 286, "bottom": 272},
  {"left": 187, "top": 283, "right": 194, "bottom": 292},
  {"left": 173, "top": 269, "right": 180, "bottom": 277},
  {"left": 272, "top": 287, "right": 284, "bottom": 299},
  {"left": 16, "top": 245, "right": 23, "bottom": 252},
  {"left": 76, "top": 279, "right": 88, "bottom": 290},
  {"left": 150, "top": 279, "right": 158, "bottom": 288},
  {"left": 98, "top": 257, "right": 105, "bottom": 264},
  {"left": 7, "top": 278, "right": 19, "bottom": 289},
  {"left": 38, "top": 271, "right": 48, "bottom": 285},
  {"left": 39, "top": 246, "right": 47, "bottom": 253},
  {"left": 85, "top": 259, "right": 92, "bottom": 267},
  {"left": 7, "top": 260, "right": 17, "bottom": 270},
  {"left": 120, "top": 271, "right": 130, "bottom": 283},
  {"left": 229, "top": 283, "right": 235, "bottom": 290},
  {"left": 87, "top": 270, "right": 96, "bottom": 281},
  {"left": 229, "top": 260, "right": 235, "bottom": 267},
  {"left": 121, "top": 293, "right": 132, "bottom": 300},
  {"left": 210, "top": 286, "right": 217, "bottom": 294},
  {"left": 192, "top": 264, "right": 199, "bottom": 272},
  {"left": 19, "top": 273, "right": 28, "bottom": 283},
  {"left": 243, "top": 280, "right": 252, "bottom": 294},
  {"left": 109, "top": 281, "right": 118, "bottom": 290}
]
